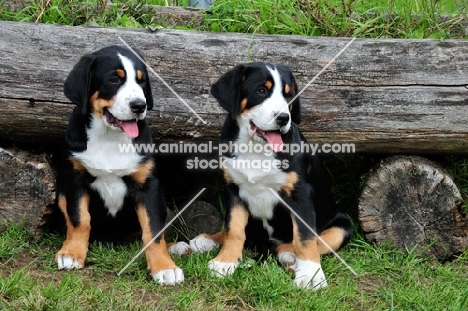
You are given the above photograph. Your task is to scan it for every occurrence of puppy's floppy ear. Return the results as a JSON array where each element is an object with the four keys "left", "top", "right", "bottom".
[
  {"left": 63, "top": 54, "right": 95, "bottom": 115},
  {"left": 289, "top": 81, "right": 301, "bottom": 124},
  {"left": 210, "top": 64, "right": 246, "bottom": 119}
]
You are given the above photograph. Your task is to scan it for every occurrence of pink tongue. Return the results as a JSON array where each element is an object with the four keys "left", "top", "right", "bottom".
[
  {"left": 264, "top": 131, "right": 283, "bottom": 152},
  {"left": 120, "top": 120, "right": 139, "bottom": 138}
]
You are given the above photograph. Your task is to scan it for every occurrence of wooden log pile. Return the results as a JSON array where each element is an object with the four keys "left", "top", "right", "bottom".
[
  {"left": 1, "top": 21, "right": 468, "bottom": 153},
  {"left": 0, "top": 20, "right": 467, "bottom": 259}
]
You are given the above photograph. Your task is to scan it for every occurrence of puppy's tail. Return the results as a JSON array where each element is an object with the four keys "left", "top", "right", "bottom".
[{"left": 317, "top": 213, "right": 353, "bottom": 255}]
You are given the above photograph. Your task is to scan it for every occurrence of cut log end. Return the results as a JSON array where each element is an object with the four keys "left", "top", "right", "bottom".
[
  {"left": 0, "top": 148, "right": 56, "bottom": 237},
  {"left": 358, "top": 155, "right": 468, "bottom": 260}
]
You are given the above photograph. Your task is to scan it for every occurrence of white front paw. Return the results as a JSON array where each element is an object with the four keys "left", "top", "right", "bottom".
[
  {"left": 293, "top": 259, "right": 328, "bottom": 290},
  {"left": 151, "top": 268, "right": 184, "bottom": 286},
  {"left": 278, "top": 251, "right": 297, "bottom": 271},
  {"left": 168, "top": 242, "right": 191, "bottom": 255},
  {"left": 56, "top": 255, "right": 83, "bottom": 270},
  {"left": 189, "top": 235, "right": 219, "bottom": 253},
  {"left": 208, "top": 260, "right": 238, "bottom": 277}
]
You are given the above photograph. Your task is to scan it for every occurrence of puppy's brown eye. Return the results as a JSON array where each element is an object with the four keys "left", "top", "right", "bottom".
[
  {"left": 110, "top": 77, "right": 120, "bottom": 84},
  {"left": 257, "top": 88, "right": 267, "bottom": 97}
]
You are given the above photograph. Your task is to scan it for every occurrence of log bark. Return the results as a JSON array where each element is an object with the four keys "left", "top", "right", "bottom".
[
  {"left": 3, "top": 0, "right": 25, "bottom": 10},
  {"left": 0, "top": 21, "right": 468, "bottom": 153},
  {"left": 0, "top": 147, "right": 56, "bottom": 237},
  {"left": 148, "top": 5, "right": 204, "bottom": 27},
  {"left": 358, "top": 156, "right": 468, "bottom": 260}
]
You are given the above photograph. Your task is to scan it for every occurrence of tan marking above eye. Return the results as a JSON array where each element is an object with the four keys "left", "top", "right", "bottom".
[
  {"left": 265, "top": 81, "right": 273, "bottom": 89},
  {"left": 116, "top": 69, "right": 125, "bottom": 79},
  {"left": 284, "top": 84, "right": 290, "bottom": 94},
  {"left": 137, "top": 70, "right": 143, "bottom": 81}
]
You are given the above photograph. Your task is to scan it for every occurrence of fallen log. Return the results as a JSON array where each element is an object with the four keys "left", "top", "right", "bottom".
[
  {"left": 358, "top": 156, "right": 468, "bottom": 260},
  {"left": 1, "top": 21, "right": 468, "bottom": 153}
]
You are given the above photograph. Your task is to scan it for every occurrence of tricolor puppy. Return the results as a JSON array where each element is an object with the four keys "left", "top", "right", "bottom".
[
  {"left": 188, "top": 62, "right": 353, "bottom": 290},
  {"left": 55, "top": 45, "right": 184, "bottom": 285}
]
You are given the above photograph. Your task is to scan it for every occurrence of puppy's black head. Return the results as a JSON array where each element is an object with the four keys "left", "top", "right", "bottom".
[
  {"left": 210, "top": 62, "right": 301, "bottom": 125},
  {"left": 64, "top": 45, "right": 154, "bottom": 138}
]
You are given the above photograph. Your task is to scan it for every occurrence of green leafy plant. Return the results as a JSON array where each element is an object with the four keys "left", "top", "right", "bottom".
[{"left": 203, "top": 0, "right": 468, "bottom": 39}]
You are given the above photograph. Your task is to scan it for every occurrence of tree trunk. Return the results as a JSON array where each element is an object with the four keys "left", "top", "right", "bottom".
[
  {"left": 358, "top": 156, "right": 468, "bottom": 260},
  {"left": 0, "top": 148, "right": 56, "bottom": 237}
]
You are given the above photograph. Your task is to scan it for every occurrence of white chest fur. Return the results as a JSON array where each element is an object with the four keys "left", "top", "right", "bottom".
[
  {"left": 73, "top": 116, "right": 142, "bottom": 216},
  {"left": 224, "top": 144, "right": 287, "bottom": 236}
]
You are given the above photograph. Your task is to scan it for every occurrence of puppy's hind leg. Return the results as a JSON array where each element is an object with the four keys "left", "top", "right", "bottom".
[
  {"left": 189, "top": 231, "right": 225, "bottom": 253},
  {"left": 276, "top": 243, "right": 297, "bottom": 272},
  {"left": 169, "top": 231, "right": 225, "bottom": 255}
]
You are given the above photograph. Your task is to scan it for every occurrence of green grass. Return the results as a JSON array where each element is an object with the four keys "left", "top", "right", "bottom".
[
  {"left": 0, "top": 0, "right": 189, "bottom": 27},
  {"left": 1, "top": 0, "right": 468, "bottom": 39},
  {"left": 1, "top": 222, "right": 467, "bottom": 310},
  {"left": 203, "top": 0, "right": 468, "bottom": 39}
]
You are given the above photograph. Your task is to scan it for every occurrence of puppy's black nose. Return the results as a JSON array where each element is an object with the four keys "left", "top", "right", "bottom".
[
  {"left": 275, "top": 113, "right": 290, "bottom": 127},
  {"left": 130, "top": 99, "right": 147, "bottom": 114}
]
